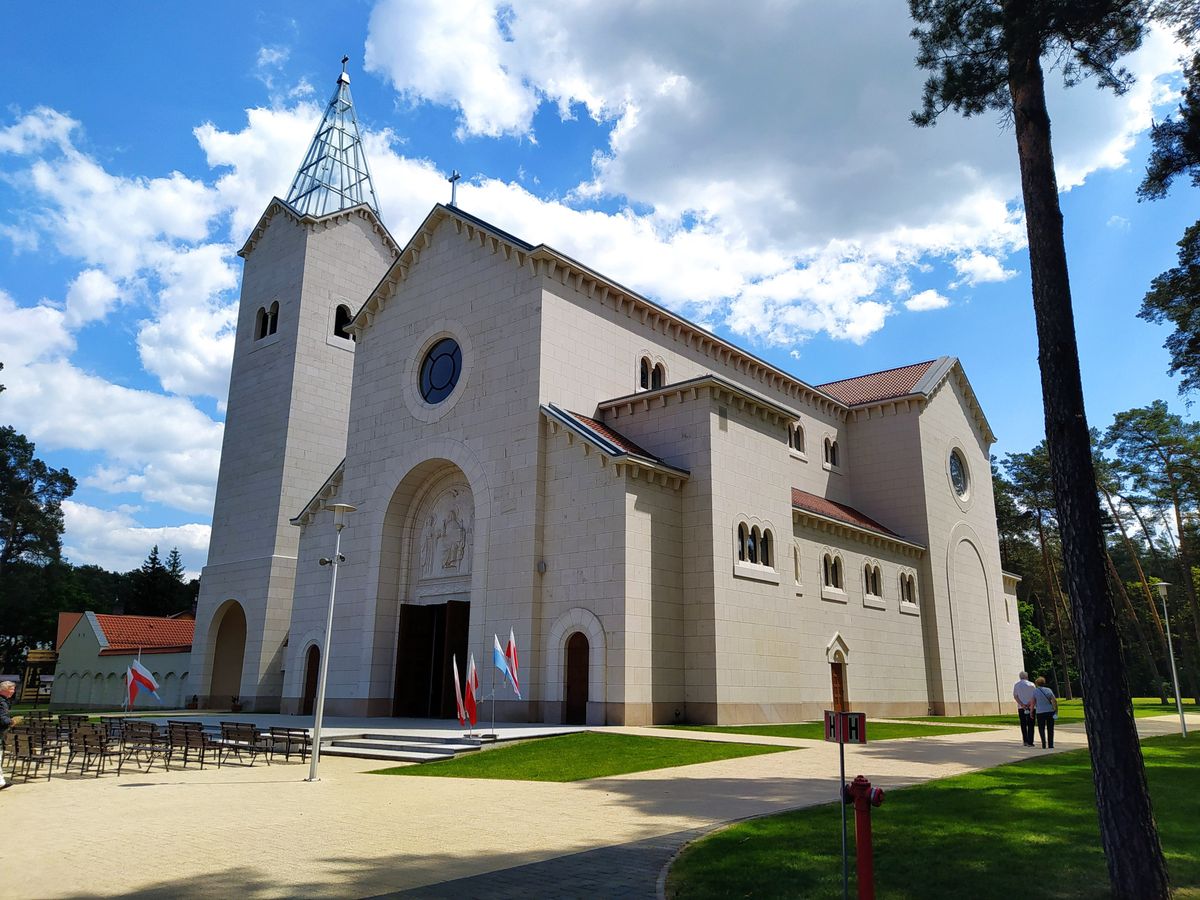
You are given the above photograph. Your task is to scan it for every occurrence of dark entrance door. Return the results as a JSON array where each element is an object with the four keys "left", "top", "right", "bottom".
[
  {"left": 393, "top": 600, "right": 470, "bottom": 717},
  {"left": 564, "top": 632, "right": 589, "bottom": 725},
  {"left": 831, "top": 661, "right": 848, "bottom": 712},
  {"left": 302, "top": 645, "right": 320, "bottom": 716}
]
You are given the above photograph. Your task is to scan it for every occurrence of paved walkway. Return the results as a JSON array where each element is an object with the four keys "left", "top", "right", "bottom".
[{"left": 8, "top": 714, "right": 1194, "bottom": 899}]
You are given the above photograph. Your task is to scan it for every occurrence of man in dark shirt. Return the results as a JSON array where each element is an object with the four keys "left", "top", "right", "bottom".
[{"left": 0, "top": 680, "right": 16, "bottom": 789}]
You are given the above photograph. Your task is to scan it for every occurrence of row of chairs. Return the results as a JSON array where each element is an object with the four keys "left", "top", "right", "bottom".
[{"left": 2, "top": 719, "right": 312, "bottom": 782}]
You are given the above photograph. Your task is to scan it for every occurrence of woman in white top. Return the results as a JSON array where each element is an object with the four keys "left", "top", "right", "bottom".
[{"left": 1033, "top": 676, "right": 1057, "bottom": 749}]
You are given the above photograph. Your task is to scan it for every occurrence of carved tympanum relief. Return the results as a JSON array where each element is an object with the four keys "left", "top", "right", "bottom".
[{"left": 415, "top": 485, "right": 474, "bottom": 581}]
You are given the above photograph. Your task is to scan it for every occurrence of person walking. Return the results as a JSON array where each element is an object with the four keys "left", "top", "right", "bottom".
[
  {"left": 1012, "top": 671, "right": 1037, "bottom": 747},
  {"left": 0, "top": 680, "right": 16, "bottom": 790},
  {"left": 1033, "top": 676, "right": 1057, "bottom": 749}
]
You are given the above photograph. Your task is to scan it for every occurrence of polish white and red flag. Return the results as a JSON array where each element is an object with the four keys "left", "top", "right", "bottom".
[
  {"left": 504, "top": 628, "right": 521, "bottom": 699},
  {"left": 451, "top": 653, "right": 467, "bottom": 726},
  {"left": 126, "top": 659, "right": 161, "bottom": 707},
  {"left": 464, "top": 653, "right": 479, "bottom": 725}
]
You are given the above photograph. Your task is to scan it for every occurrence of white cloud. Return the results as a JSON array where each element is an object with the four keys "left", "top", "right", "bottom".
[
  {"left": 0, "top": 107, "right": 76, "bottom": 155},
  {"left": 950, "top": 251, "right": 1016, "bottom": 288},
  {"left": 4, "top": 361, "right": 223, "bottom": 514},
  {"left": 1107, "top": 215, "right": 1132, "bottom": 232},
  {"left": 0, "top": 289, "right": 74, "bottom": 366},
  {"left": 64, "top": 269, "right": 122, "bottom": 327},
  {"left": 62, "top": 500, "right": 210, "bottom": 579},
  {"left": 905, "top": 290, "right": 950, "bottom": 312}
]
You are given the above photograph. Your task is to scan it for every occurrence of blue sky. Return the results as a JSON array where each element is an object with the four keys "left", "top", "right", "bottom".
[{"left": 0, "top": 1, "right": 1196, "bottom": 577}]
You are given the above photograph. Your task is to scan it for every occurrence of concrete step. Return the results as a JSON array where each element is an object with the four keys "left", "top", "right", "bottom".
[
  {"left": 355, "top": 732, "right": 484, "bottom": 747},
  {"left": 321, "top": 745, "right": 451, "bottom": 764},
  {"left": 320, "top": 732, "right": 484, "bottom": 764}
]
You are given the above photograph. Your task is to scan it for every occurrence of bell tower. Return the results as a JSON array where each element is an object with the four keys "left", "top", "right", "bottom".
[{"left": 190, "top": 61, "right": 397, "bottom": 711}]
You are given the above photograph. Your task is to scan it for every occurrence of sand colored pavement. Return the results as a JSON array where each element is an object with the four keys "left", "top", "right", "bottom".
[{"left": 9, "top": 715, "right": 1193, "bottom": 899}]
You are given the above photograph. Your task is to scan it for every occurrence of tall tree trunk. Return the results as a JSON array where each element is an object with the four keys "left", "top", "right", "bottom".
[
  {"left": 1036, "top": 513, "right": 1075, "bottom": 698},
  {"left": 1005, "top": 11, "right": 1168, "bottom": 895},
  {"left": 1170, "top": 495, "right": 1200, "bottom": 652},
  {"left": 1107, "top": 489, "right": 1169, "bottom": 649},
  {"left": 1105, "top": 551, "right": 1167, "bottom": 685}
]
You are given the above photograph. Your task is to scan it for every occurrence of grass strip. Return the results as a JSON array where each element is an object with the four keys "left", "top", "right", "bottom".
[
  {"left": 370, "top": 730, "right": 793, "bottom": 782},
  {"left": 663, "top": 721, "right": 991, "bottom": 740},
  {"left": 666, "top": 734, "right": 1199, "bottom": 899}
]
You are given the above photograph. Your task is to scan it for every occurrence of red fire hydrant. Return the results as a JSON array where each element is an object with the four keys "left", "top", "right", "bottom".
[{"left": 845, "top": 775, "right": 885, "bottom": 900}]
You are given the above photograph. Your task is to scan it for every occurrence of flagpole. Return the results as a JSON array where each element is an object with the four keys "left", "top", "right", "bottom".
[{"left": 490, "top": 657, "right": 496, "bottom": 737}]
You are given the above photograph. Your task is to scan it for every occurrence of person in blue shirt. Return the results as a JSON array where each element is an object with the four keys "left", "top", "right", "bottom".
[{"left": 1033, "top": 676, "right": 1057, "bottom": 749}]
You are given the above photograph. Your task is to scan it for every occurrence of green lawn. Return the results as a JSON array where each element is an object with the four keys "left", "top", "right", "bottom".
[
  {"left": 667, "top": 734, "right": 1200, "bottom": 899},
  {"left": 912, "top": 697, "right": 1198, "bottom": 727},
  {"left": 663, "top": 721, "right": 991, "bottom": 740},
  {"left": 370, "top": 731, "right": 792, "bottom": 782}
]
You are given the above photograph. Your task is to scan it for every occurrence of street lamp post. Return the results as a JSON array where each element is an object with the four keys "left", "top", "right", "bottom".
[
  {"left": 1153, "top": 582, "right": 1188, "bottom": 739},
  {"left": 307, "top": 502, "right": 357, "bottom": 782}
]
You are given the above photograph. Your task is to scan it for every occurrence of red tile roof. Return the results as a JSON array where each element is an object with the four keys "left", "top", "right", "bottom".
[
  {"left": 94, "top": 614, "right": 194, "bottom": 656},
  {"left": 57, "top": 611, "right": 83, "bottom": 650},
  {"left": 817, "top": 360, "right": 936, "bottom": 406},
  {"left": 566, "top": 411, "right": 659, "bottom": 460},
  {"left": 791, "top": 489, "right": 902, "bottom": 539}
]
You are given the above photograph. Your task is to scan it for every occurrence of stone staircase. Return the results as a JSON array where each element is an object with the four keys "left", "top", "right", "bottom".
[{"left": 319, "top": 732, "right": 485, "bottom": 764}]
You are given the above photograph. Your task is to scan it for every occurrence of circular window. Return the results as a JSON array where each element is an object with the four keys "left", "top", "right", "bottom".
[
  {"left": 949, "top": 449, "right": 969, "bottom": 498},
  {"left": 419, "top": 338, "right": 462, "bottom": 404}
]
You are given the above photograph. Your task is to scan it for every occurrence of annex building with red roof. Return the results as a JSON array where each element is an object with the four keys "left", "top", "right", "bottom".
[
  {"left": 188, "top": 65, "right": 1023, "bottom": 723},
  {"left": 51, "top": 612, "right": 194, "bottom": 710}
]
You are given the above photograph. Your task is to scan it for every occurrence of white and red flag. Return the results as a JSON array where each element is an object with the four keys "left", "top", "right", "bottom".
[
  {"left": 464, "top": 653, "right": 479, "bottom": 725},
  {"left": 504, "top": 628, "right": 521, "bottom": 699},
  {"left": 126, "top": 659, "right": 161, "bottom": 707},
  {"left": 451, "top": 653, "right": 467, "bottom": 726}
]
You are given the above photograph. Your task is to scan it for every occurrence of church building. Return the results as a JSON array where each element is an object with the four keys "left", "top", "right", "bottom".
[{"left": 189, "top": 65, "right": 1023, "bottom": 725}]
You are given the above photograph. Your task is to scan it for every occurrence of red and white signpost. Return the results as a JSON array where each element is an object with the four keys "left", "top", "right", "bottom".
[{"left": 825, "top": 710, "right": 867, "bottom": 900}]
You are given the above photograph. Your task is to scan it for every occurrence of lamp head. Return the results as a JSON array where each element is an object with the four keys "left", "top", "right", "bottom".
[
  {"left": 1153, "top": 581, "right": 1170, "bottom": 601},
  {"left": 326, "top": 502, "right": 357, "bottom": 532}
]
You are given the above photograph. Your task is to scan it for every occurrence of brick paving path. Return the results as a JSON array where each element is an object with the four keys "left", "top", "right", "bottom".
[{"left": 8, "top": 715, "right": 1193, "bottom": 899}]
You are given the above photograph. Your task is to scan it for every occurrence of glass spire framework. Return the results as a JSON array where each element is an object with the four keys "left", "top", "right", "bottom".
[{"left": 285, "top": 61, "right": 380, "bottom": 218}]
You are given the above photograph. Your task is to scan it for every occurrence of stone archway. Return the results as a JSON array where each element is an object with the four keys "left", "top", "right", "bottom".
[
  {"left": 209, "top": 600, "right": 247, "bottom": 707},
  {"left": 387, "top": 465, "right": 476, "bottom": 718}
]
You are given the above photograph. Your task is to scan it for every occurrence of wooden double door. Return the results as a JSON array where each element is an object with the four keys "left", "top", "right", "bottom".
[{"left": 393, "top": 600, "right": 470, "bottom": 718}]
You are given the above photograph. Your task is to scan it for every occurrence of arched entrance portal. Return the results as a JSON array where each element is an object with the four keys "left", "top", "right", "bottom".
[
  {"left": 565, "top": 632, "right": 589, "bottom": 725},
  {"left": 302, "top": 645, "right": 320, "bottom": 716},
  {"left": 389, "top": 470, "right": 475, "bottom": 718},
  {"left": 209, "top": 601, "right": 246, "bottom": 707}
]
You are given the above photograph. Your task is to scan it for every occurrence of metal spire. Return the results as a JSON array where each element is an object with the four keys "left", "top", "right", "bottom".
[{"left": 285, "top": 57, "right": 380, "bottom": 218}]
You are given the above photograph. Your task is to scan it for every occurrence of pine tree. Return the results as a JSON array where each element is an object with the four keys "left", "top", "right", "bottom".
[{"left": 909, "top": 2, "right": 1168, "bottom": 894}]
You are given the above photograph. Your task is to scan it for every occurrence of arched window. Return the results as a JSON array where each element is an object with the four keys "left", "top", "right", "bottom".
[
  {"left": 793, "top": 543, "right": 802, "bottom": 586},
  {"left": 333, "top": 304, "right": 354, "bottom": 341},
  {"left": 760, "top": 529, "right": 772, "bottom": 568},
  {"left": 737, "top": 523, "right": 747, "bottom": 561},
  {"left": 864, "top": 564, "right": 882, "bottom": 597},
  {"left": 823, "top": 554, "right": 833, "bottom": 586},
  {"left": 651, "top": 363, "right": 665, "bottom": 390},
  {"left": 639, "top": 357, "right": 650, "bottom": 390},
  {"left": 823, "top": 438, "right": 839, "bottom": 467},
  {"left": 255, "top": 306, "right": 268, "bottom": 340},
  {"left": 900, "top": 572, "right": 918, "bottom": 606},
  {"left": 832, "top": 556, "right": 843, "bottom": 589},
  {"left": 747, "top": 527, "right": 759, "bottom": 564},
  {"left": 266, "top": 300, "right": 279, "bottom": 336},
  {"left": 789, "top": 423, "right": 805, "bottom": 453}
]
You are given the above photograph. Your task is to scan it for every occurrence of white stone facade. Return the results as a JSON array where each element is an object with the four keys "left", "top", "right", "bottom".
[{"left": 192, "top": 201, "right": 1023, "bottom": 723}]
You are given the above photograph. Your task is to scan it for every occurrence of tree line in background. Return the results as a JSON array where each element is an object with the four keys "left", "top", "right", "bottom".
[
  {"left": 1, "top": 365, "right": 197, "bottom": 672},
  {"left": 996, "top": 400, "right": 1200, "bottom": 703}
]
